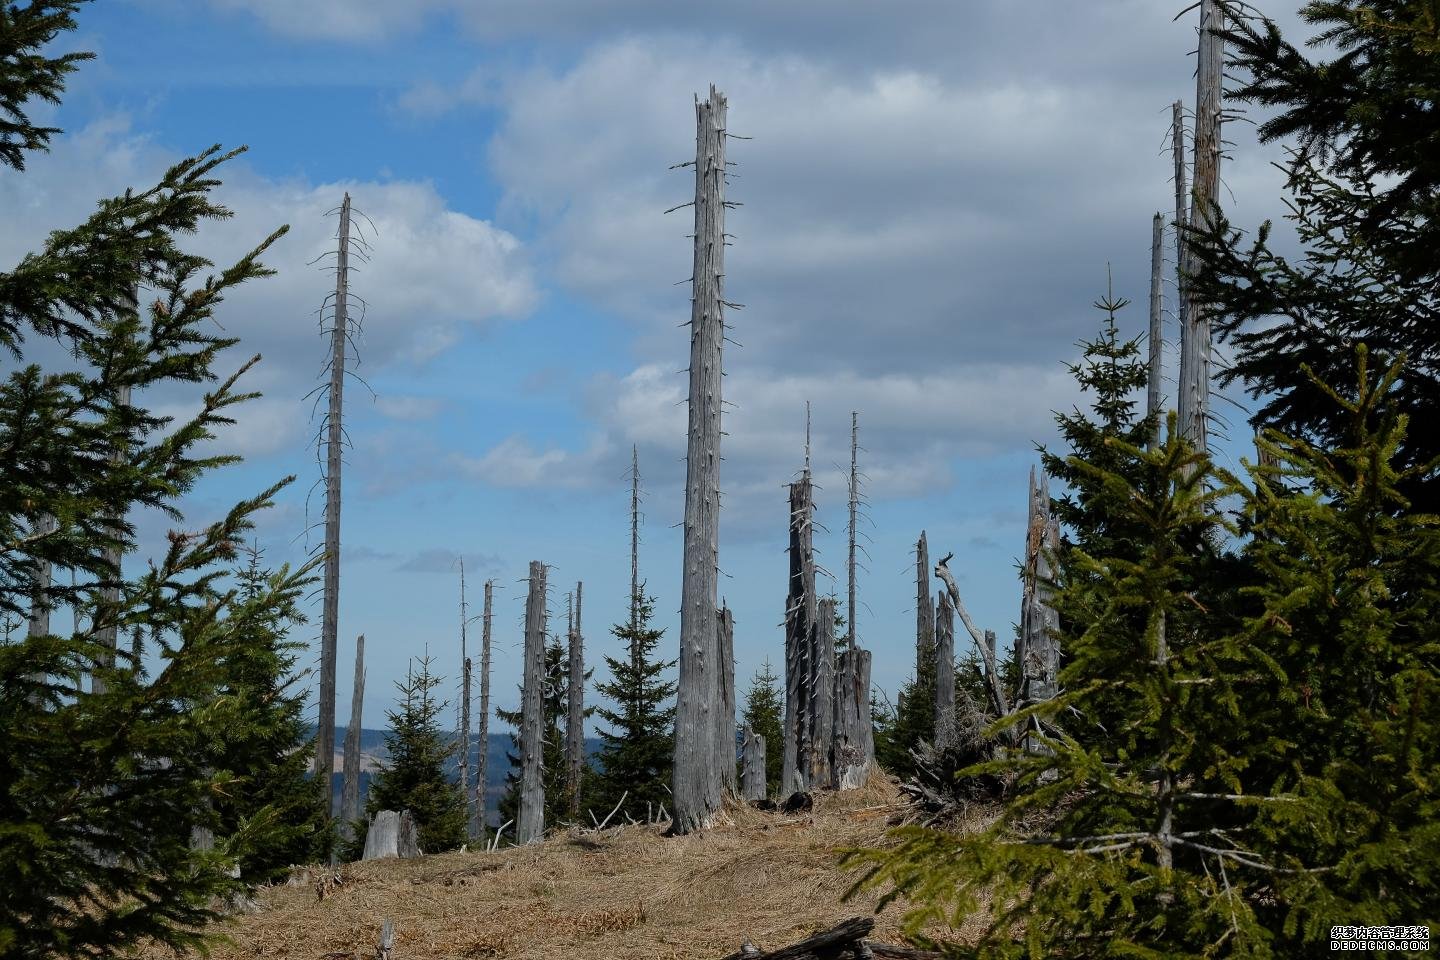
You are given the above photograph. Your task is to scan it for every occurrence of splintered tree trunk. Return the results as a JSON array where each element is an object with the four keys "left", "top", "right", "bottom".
[
  {"left": 832, "top": 645, "right": 874, "bottom": 789},
  {"left": 915, "top": 532, "right": 933, "bottom": 686},
  {"left": 1147, "top": 211, "right": 1165, "bottom": 449},
  {"left": 567, "top": 581, "right": 584, "bottom": 818},
  {"left": 519, "top": 562, "right": 547, "bottom": 844},
  {"left": 1020, "top": 470, "right": 1062, "bottom": 750},
  {"left": 716, "top": 603, "right": 736, "bottom": 793},
  {"left": 672, "top": 85, "right": 728, "bottom": 835},
  {"left": 810, "top": 597, "right": 835, "bottom": 787},
  {"left": 1178, "top": 3, "right": 1225, "bottom": 452},
  {"left": 342, "top": 634, "right": 366, "bottom": 829},
  {"left": 934, "top": 590, "right": 956, "bottom": 748},
  {"left": 475, "top": 580, "right": 493, "bottom": 838},
  {"left": 782, "top": 478, "right": 815, "bottom": 795},
  {"left": 316, "top": 194, "right": 352, "bottom": 804},
  {"left": 93, "top": 285, "right": 138, "bottom": 696},
  {"left": 740, "top": 726, "right": 766, "bottom": 801}
]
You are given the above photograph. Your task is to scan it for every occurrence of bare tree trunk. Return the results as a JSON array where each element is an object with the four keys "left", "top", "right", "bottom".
[
  {"left": 934, "top": 589, "right": 956, "bottom": 748},
  {"left": 630, "top": 445, "right": 642, "bottom": 633},
  {"left": 740, "top": 725, "right": 766, "bottom": 801},
  {"left": 458, "top": 559, "right": 471, "bottom": 836},
  {"left": 915, "top": 532, "right": 933, "bottom": 687},
  {"left": 809, "top": 597, "right": 835, "bottom": 787},
  {"left": 672, "top": 85, "right": 728, "bottom": 835},
  {"left": 782, "top": 477, "right": 815, "bottom": 796},
  {"left": 315, "top": 194, "right": 352, "bottom": 811},
  {"left": 1172, "top": 100, "right": 1190, "bottom": 354},
  {"left": 1178, "top": 3, "right": 1225, "bottom": 452},
  {"left": 847, "top": 412, "right": 859, "bottom": 651},
  {"left": 1147, "top": 211, "right": 1165, "bottom": 449},
  {"left": 1020, "top": 470, "right": 1061, "bottom": 750},
  {"left": 519, "top": 561, "right": 547, "bottom": 844},
  {"left": 567, "top": 581, "right": 584, "bottom": 818},
  {"left": 833, "top": 644, "right": 873, "bottom": 789},
  {"left": 92, "top": 286, "right": 138, "bottom": 696},
  {"left": 716, "top": 603, "right": 736, "bottom": 794},
  {"left": 342, "top": 634, "right": 366, "bottom": 830},
  {"left": 475, "top": 579, "right": 493, "bottom": 838}
]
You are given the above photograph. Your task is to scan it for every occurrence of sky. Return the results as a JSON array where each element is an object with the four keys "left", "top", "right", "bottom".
[{"left": 2, "top": 0, "right": 1313, "bottom": 731}]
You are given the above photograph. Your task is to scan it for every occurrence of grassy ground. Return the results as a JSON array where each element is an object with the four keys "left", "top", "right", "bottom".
[{"left": 161, "top": 775, "right": 981, "bottom": 960}]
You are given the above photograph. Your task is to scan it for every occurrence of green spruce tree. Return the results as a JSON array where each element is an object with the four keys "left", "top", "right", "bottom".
[
  {"left": 365, "top": 655, "right": 466, "bottom": 854},
  {"left": 1, "top": 4, "right": 310, "bottom": 954},
  {"left": 738, "top": 658, "right": 782, "bottom": 797}
]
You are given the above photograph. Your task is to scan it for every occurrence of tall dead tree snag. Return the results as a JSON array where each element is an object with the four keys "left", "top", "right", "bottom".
[
  {"left": 630, "top": 445, "right": 642, "bottom": 631},
  {"left": 1147, "top": 212, "right": 1165, "bottom": 449},
  {"left": 315, "top": 193, "right": 358, "bottom": 806},
  {"left": 781, "top": 474, "right": 817, "bottom": 795},
  {"left": 1019, "top": 468, "right": 1062, "bottom": 748},
  {"left": 566, "top": 581, "right": 585, "bottom": 818},
  {"left": 342, "top": 635, "right": 366, "bottom": 831},
  {"left": 518, "top": 562, "right": 547, "bottom": 844},
  {"left": 830, "top": 412, "right": 874, "bottom": 789},
  {"left": 915, "top": 532, "right": 934, "bottom": 687},
  {"left": 808, "top": 597, "right": 836, "bottom": 787},
  {"left": 716, "top": 603, "right": 737, "bottom": 793},
  {"left": 672, "top": 85, "right": 729, "bottom": 834},
  {"left": 1177, "top": 2, "right": 1225, "bottom": 452},
  {"left": 934, "top": 589, "right": 956, "bottom": 748},
  {"left": 475, "top": 579, "right": 494, "bottom": 838},
  {"left": 458, "top": 559, "right": 472, "bottom": 836}
]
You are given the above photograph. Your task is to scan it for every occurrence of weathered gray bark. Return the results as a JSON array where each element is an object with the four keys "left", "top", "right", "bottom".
[
  {"left": 847, "top": 412, "right": 859, "bottom": 651},
  {"left": 92, "top": 286, "right": 138, "bottom": 696},
  {"left": 740, "top": 725, "right": 766, "bottom": 801},
  {"left": 1172, "top": 100, "right": 1190, "bottom": 349},
  {"left": 716, "top": 603, "right": 736, "bottom": 793},
  {"left": 781, "top": 477, "right": 816, "bottom": 796},
  {"left": 933, "top": 589, "right": 956, "bottom": 748},
  {"left": 1020, "top": 469, "right": 1062, "bottom": 752},
  {"left": 475, "top": 579, "right": 493, "bottom": 838},
  {"left": 362, "top": 810, "right": 419, "bottom": 860},
  {"left": 342, "top": 634, "right": 366, "bottom": 827},
  {"left": 833, "top": 645, "right": 873, "bottom": 789},
  {"left": 458, "top": 559, "right": 471, "bottom": 835},
  {"left": 809, "top": 597, "right": 835, "bottom": 787},
  {"left": 518, "top": 561, "right": 547, "bottom": 844},
  {"left": 672, "top": 85, "right": 728, "bottom": 835},
  {"left": 1178, "top": 3, "right": 1225, "bottom": 452},
  {"left": 934, "top": 559, "right": 1009, "bottom": 724},
  {"left": 630, "top": 445, "right": 642, "bottom": 632},
  {"left": 1147, "top": 211, "right": 1165, "bottom": 449},
  {"left": 566, "top": 581, "right": 584, "bottom": 818},
  {"left": 316, "top": 194, "right": 352, "bottom": 804},
  {"left": 915, "top": 532, "right": 933, "bottom": 685}
]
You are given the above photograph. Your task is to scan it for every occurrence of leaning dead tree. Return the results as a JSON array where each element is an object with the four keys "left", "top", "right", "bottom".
[
  {"left": 566, "top": 581, "right": 585, "bottom": 818},
  {"left": 475, "top": 579, "right": 494, "bottom": 838},
  {"left": 341, "top": 634, "right": 366, "bottom": 831},
  {"left": 518, "top": 561, "right": 547, "bottom": 844},
  {"left": 1177, "top": 0, "right": 1225, "bottom": 452},
  {"left": 672, "top": 85, "right": 731, "bottom": 834}
]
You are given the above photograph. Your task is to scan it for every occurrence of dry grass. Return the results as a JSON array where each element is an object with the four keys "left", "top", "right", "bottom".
[{"left": 145, "top": 775, "right": 989, "bottom": 960}]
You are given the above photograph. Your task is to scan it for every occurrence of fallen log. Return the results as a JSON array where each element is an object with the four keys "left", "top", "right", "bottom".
[
  {"left": 719, "top": 917, "right": 873, "bottom": 960},
  {"left": 867, "top": 944, "right": 946, "bottom": 960}
]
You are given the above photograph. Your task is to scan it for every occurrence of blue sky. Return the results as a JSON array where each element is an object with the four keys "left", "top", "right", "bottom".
[{"left": 2, "top": 0, "right": 1309, "bottom": 733}]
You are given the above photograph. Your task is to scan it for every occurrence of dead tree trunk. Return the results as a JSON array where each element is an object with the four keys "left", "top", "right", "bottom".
[
  {"left": 519, "top": 561, "right": 547, "bottom": 844},
  {"left": 915, "top": 532, "right": 933, "bottom": 688},
  {"left": 847, "top": 412, "right": 858, "bottom": 651},
  {"left": 315, "top": 194, "right": 352, "bottom": 808},
  {"left": 934, "top": 589, "right": 956, "bottom": 748},
  {"left": 672, "top": 85, "right": 728, "bottom": 835},
  {"left": 475, "top": 579, "right": 493, "bottom": 838},
  {"left": 342, "top": 634, "right": 366, "bottom": 828},
  {"left": 740, "top": 725, "right": 766, "bottom": 801},
  {"left": 630, "top": 445, "right": 642, "bottom": 633},
  {"left": 716, "top": 603, "right": 736, "bottom": 794},
  {"left": 782, "top": 477, "right": 816, "bottom": 796},
  {"left": 1178, "top": 3, "right": 1225, "bottom": 452},
  {"left": 1147, "top": 211, "right": 1165, "bottom": 449},
  {"left": 92, "top": 286, "right": 138, "bottom": 696},
  {"left": 362, "top": 810, "right": 419, "bottom": 860},
  {"left": 458, "top": 559, "right": 471, "bottom": 836},
  {"left": 1020, "top": 469, "right": 1062, "bottom": 749},
  {"left": 1172, "top": 99, "right": 1190, "bottom": 354},
  {"left": 809, "top": 597, "right": 835, "bottom": 787},
  {"left": 567, "top": 581, "right": 584, "bottom": 818}
]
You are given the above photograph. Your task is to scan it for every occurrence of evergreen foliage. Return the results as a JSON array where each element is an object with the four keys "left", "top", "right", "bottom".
[
  {"left": 0, "top": 8, "right": 310, "bottom": 951},
  {"left": 210, "top": 543, "right": 329, "bottom": 882},
  {"left": 587, "top": 595, "right": 675, "bottom": 821},
  {"left": 498, "top": 629, "right": 592, "bottom": 832},
  {"left": 365, "top": 655, "right": 466, "bottom": 855},
  {"left": 1192, "top": 0, "right": 1440, "bottom": 513},
  {"left": 738, "top": 657, "right": 782, "bottom": 796}
]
